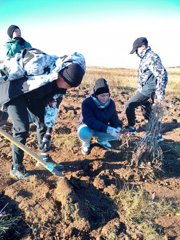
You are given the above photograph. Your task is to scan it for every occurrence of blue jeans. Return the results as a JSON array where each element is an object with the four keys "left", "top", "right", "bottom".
[{"left": 77, "top": 124, "right": 117, "bottom": 144}]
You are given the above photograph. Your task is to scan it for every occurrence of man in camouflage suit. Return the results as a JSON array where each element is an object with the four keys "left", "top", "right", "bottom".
[{"left": 125, "top": 37, "right": 168, "bottom": 136}]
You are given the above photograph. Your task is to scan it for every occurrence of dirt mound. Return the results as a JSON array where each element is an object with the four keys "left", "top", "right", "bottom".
[{"left": 0, "top": 89, "right": 180, "bottom": 239}]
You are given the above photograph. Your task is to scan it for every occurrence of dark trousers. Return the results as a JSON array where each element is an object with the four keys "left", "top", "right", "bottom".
[
  {"left": 6, "top": 95, "right": 46, "bottom": 168},
  {"left": 125, "top": 91, "right": 154, "bottom": 127}
]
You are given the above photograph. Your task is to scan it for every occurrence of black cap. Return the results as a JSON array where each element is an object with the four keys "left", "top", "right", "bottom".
[
  {"left": 130, "top": 37, "right": 148, "bottom": 54},
  {"left": 60, "top": 63, "right": 85, "bottom": 87},
  {"left": 94, "top": 78, "right": 110, "bottom": 96},
  {"left": 7, "top": 25, "right": 19, "bottom": 38}
]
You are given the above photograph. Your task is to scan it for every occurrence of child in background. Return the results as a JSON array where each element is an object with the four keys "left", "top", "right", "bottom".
[
  {"left": 1, "top": 25, "right": 32, "bottom": 124},
  {"left": 5, "top": 24, "right": 32, "bottom": 58}
]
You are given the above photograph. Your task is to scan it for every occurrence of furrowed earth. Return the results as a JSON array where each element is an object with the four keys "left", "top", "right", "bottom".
[{"left": 0, "top": 80, "right": 180, "bottom": 239}]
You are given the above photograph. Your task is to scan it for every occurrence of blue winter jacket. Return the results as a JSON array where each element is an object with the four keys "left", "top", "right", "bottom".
[{"left": 81, "top": 96, "right": 122, "bottom": 133}]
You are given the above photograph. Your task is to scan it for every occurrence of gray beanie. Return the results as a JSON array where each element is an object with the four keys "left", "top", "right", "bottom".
[
  {"left": 60, "top": 63, "right": 85, "bottom": 87},
  {"left": 94, "top": 78, "right": 110, "bottom": 96}
]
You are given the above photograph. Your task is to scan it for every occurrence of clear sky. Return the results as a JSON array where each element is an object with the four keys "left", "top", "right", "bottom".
[{"left": 0, "top": 0, "right": 180, "bottom": 68}]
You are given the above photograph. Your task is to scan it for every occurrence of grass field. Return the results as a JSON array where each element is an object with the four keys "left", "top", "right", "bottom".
[
  {"left": 0, "top": 66, "right": 179, "bottom": 239},
  {"left": 83, "top": 67, "right": 180, "bottom": 98}
]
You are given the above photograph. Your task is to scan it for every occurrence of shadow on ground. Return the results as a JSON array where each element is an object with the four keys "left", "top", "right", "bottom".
[{"left": 0, "top": 193, "right": 31, "bottom": 240}]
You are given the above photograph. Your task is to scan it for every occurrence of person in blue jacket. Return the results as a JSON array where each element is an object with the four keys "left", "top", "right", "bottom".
[{"left": 77, "top": 78, "right": 122, "bottom": 155}]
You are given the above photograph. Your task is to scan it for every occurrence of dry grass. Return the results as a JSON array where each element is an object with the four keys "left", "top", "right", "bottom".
[
  {"left": 81, "top": 67, "right": 180, "bottom": 98},
  {"left": 113, "top": 187, "right": 178, "bottom": 240},
  {"left": 81, "top": 67, "right": 137, "bottom": 91},
  {"left": 53, "top": 132, "right": 80, "bottom": 153},
  {"left": 0, "top": 204, "right": 21, "bottom": 239},
  {"left": 130, "top": 103, "right": 164, "bottom": 181},
  {"left": 166, "top": 67, "right": 180, "bottom": 97}
]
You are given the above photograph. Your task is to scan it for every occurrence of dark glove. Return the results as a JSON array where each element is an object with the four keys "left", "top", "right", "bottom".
[
  {"left": 40, "top": 153, "right": 52, "bottom": 162},
  {"left": 41, "top": 134, "right": 51, "bottom": 152},
  {"left": 14, "top": 37, "right": 25, "bottom": 46}
]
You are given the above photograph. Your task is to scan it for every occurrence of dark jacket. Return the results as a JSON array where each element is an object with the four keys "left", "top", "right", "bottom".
[
  {"left": 5, "top": 81, "right": 66, "bottom": 129},
  {"left": 5, "top": 80, "right": 66, "bottom": 107},
  {"left": 0, "top": 77, "right": 28, "bottom": 104},
  {"left": 25, "top": 81, "right": 66, "bottom": 105},
  {"left": 81, "top": 96, "right": 122, "bottom": 133},
  {"left": 0, "top": 77, "right": 65, "bottom": 105}
]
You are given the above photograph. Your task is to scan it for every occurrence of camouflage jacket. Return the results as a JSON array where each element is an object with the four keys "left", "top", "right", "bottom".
[
  {"left": 0, "top": 48, "right": 86, "bottom": 90},
  {"left": 137, "top": 46, "right": 168, "bottom": 100},
  {"left": 0, "top": 48, "right": 86, "bottom": 128}
]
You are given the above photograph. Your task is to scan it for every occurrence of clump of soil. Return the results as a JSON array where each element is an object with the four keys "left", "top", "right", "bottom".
[{"left": 0, "top": 89, "right": 180, "bottom": 239}]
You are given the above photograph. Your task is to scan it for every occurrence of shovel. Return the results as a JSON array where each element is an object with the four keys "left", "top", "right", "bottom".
[{"left": 0, "top": 127, "right": 63, "bottom": 177}]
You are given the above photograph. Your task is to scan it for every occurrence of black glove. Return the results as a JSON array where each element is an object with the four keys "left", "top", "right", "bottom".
[
  {"left": 41, "top": 134, "right": 51, "bottom": 152},
  {"left": 14, "top": 37, "right": 25, "bottom": 46},
  {"left": 40, "top": 153, "right": 52, "bottom": 162}
]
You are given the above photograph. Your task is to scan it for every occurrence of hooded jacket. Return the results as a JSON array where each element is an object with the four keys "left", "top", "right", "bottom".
[{"left": 137, "top": 46, "right": 168, "bottom": 100}]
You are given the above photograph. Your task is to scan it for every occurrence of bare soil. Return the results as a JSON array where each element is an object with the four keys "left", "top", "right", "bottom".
[{"left": 0, "top": 88, "right": 180, "bottom": 240}]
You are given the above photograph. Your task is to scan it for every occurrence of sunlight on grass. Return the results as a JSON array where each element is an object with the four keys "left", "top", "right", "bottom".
[
  {"left": 53, "top": 132, "right": 80, "bottom": 153},
  {"left": 82, "top": 67, "right": 180, "bottom": 98},
  {"left": 113, "top": 187, "right": 179, "bottom": 239}
]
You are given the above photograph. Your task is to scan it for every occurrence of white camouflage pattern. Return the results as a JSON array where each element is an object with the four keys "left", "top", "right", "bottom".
[
  {"left": 137, "top": 46, "right": 168, "bottom": 100},
  {"left": 0, "top": 48, "right": 86, "bottom": 91}
]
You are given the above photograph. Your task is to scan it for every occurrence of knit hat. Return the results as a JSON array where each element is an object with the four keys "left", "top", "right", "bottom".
[
  {"left": 94, "top": 78, "right": 110, "bottom": 96},
  {"left": 60, "top": 63, "right": 85, "bottom": 87},
  {"left": 7, "top": 25, "right": 19, "bottom": 38},
  {"left": 130, "top": 37, "right": 148, "bottom": 54}
]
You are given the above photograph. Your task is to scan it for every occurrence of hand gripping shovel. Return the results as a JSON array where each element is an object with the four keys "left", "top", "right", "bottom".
[{"left": 0, "top": 127, "right": 63, "bottom": 177}]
